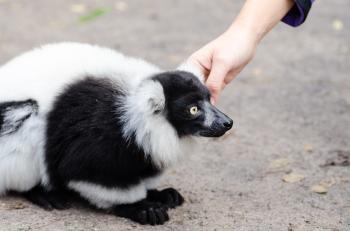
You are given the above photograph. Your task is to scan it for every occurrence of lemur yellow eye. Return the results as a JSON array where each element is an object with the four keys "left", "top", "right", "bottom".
[{"left": 189, "top": 106, "right": 198, "bottom": 115}]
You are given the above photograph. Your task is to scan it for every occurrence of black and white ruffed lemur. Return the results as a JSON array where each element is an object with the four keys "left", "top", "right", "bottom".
[{"left": 0, "top": 43, "right": 233, "bottom": 225}]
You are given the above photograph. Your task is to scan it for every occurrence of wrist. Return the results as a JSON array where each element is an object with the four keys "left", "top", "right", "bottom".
[
  {"left": 224, "top": 23, "right": 260, "bottom": 51},
  {"left": 227, "top": 22, "right": 261, "bottom": 46}
]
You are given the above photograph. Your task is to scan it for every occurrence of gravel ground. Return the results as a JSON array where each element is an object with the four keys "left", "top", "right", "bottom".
[{"left": 0, "top": 0, "right": 349, "bottom": 230}]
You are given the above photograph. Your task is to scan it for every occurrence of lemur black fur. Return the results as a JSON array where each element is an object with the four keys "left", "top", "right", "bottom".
[{"left": 46, "top": 77, "right": 161, "bottom": 189}]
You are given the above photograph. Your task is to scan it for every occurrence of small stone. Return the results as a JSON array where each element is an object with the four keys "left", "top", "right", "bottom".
[
  {"left": 115, "top": 1, "right": 128, "bottom": 12},
  {"left": 332, "top": 19, "right": 344, "bottom": 31},
  {"left": 8, "top": 202, "right": 27, "bottom": 210},
  {"left": 268, "top": 158, "right": 290, "bottom": 169},
  {"left": 70, "top": 4, "right": 87, "bottom": 14},
  {"left": 311, "top": 184, "right": 328, "bottom": 194},
  {"left": 282, "top": 173, "right": 305, "bottom": 183},
  {"left": 304, "top": 143, "right": 314, "bottom": 153}
]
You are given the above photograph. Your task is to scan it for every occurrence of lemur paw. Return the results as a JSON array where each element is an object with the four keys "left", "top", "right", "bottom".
[
  {"left": 23, "top": 186, "right": 70, "bottom": 211},
  {"left": 133, "top": 202, "right": 169, "bottom": 225},
  {"left": 114, "top": 200, "right": 169, "bottom": 225},
  {"left": 45, "top": 191, "right": 71, "bottom": 210},
  {"left": 147, "top": 188, "right": 185, "bottom": 209}
]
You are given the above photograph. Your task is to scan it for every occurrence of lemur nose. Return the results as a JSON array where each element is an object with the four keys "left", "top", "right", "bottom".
[{"left": 223, "top": 119, "right": 233, "bottom": 130}]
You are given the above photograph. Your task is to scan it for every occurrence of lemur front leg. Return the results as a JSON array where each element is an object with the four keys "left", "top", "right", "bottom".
[
  {"left": 147, "top": 188, "right": 185, "bottom": 209},
  {"left": 113, "top": 199, "right": 169, "bottom": 225}
]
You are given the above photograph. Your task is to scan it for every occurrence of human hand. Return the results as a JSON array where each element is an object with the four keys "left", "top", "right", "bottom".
[
  {"left": 188, "top": 0, "right": 295, "bottom": 104},
  {"left": 188, "top": 27, "right": 258, "bottom": 104}
]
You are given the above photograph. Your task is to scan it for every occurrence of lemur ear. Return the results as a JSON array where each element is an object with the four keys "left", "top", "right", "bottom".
[
  {"left": 148, "top": 97, "right": 164, "bottom": 114},
  {"left": 137, "top": 80, "right": 165, "bottom": 114}
]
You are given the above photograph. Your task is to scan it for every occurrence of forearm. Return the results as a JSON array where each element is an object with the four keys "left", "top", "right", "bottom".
[{"left": 227, "top": 0, "right": 294, "bottom": 44}]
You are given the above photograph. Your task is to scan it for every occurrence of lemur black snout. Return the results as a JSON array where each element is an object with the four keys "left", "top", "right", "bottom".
[
  {"left": 217, "top": 116, "right": 233, "bottom": 131},
  {"left": 197, "top": 105, "right": 233, "bottom": 137}
]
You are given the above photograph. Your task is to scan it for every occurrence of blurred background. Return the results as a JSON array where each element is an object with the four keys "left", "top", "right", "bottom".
[{"left": 0, "top": 0, "right": 349, "bottom": 230}]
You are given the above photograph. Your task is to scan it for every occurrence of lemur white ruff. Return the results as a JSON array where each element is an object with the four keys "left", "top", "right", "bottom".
[{"left": 0, "top": 43, "right": 233, "bottom": 225}]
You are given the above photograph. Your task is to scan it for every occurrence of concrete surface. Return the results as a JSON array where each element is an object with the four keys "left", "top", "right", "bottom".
[{"left": 0, "top": 0, "right": 349, "bottom": 230}]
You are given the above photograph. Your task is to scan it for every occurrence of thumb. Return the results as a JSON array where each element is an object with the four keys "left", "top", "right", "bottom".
[{"left": 205, "top": 59, "right": 229, "bottom": 104}]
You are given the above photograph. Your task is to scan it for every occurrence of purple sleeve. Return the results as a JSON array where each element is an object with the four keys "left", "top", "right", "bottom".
[{"left": 282, "top": 0, "right": 314, "bottom": 27}]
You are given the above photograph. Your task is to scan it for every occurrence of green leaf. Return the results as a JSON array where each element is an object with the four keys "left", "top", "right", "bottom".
[{"left": 79, "top": 7, "right": 111, "bottom": 23}]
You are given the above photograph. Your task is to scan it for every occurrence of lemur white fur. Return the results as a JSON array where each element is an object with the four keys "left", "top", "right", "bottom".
[
  {"left": 0, "top": 42, "right": 199, "bottom": 206},
  {"left": 0, "top": 115, "right": 45, "bottom": 195},
  {"left": 120, "top": 80, "right": 189, "bottom": 168},
  {"left": 68, "top": 181, "right": 147, "bottom": 209},
  {"left": 67, "top": 175, "right": 164, "bottom": 209}
]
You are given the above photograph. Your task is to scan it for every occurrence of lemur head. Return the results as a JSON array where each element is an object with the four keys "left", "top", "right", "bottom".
[
  {"left": 121, "top": 70, "right": 233, "bottom": 167},
  {"left": 152, "top": 71, "right": 233, "bottom": 137}
]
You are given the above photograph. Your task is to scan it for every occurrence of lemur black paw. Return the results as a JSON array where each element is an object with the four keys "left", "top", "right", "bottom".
[
  {"left": 45, "top": 191, "right": 71, "bottom": 210},
  {"left": 23, "top": 186, "right": 70, "bottom": 211},
  {"left": 114, "top": 200, "right": 169, "bottom": 225},
  {"left": 133, "top": 202, "right": 169, "bottom": 225},
  {"left": 147, "top": 188, "right": 185, "bottom": 209}
]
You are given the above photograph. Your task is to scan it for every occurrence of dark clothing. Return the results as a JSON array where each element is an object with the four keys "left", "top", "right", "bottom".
[{"left": 282, "top": 0, "right": 314, "bottom": 27}]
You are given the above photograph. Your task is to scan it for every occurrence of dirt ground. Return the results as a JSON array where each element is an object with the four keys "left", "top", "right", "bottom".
[{"left": 0, "top": 0, "right": 349, "bottom": 230}]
